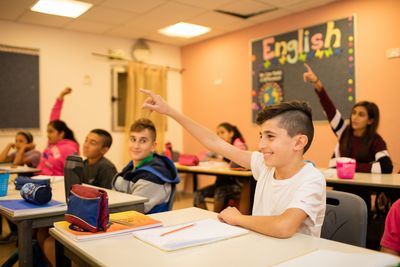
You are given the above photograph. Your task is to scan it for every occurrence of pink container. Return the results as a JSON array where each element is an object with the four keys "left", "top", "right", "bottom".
[{"left": 336, "top": 158, "right": 356, "bottom": 179}]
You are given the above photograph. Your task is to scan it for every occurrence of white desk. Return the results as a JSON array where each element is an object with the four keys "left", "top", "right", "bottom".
[
  {"left": 0, "top": 179, "right": 147, "bottom": 267},
  {"left": 50, "top": 207, "right": 399, "bottom": 267},
  {"left": 0, "top": 165, "right": 40, "bottom": 175},
  {"left": 322, "top": 168, "right": 400, "bottom": 202},
  {"left": 323, "top": 168, "right": 400, "bottom": 189}
]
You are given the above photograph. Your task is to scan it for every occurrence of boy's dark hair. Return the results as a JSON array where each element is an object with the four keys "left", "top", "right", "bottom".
[
  {"left": 256, "top": 101, "right": 314, "bottom": 153},
  {"left": 130, "top": 118, "right": 156, "bottom": 141},
  {"left": 90, "top": 129, "right": 113, "bottom": 148}
]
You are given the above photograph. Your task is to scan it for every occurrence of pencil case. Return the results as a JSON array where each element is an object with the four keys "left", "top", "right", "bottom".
[
  {"left": 65, "top": 184, "right": 109, "bottom": 233},
  {"left": 14, "top": 176, "right": 50, "bottom": 190},
  {"left": 178, "top": 154, "right": 199, "bottom": 166},
  {"left": 20, "top": 183, "right": 52, "bottom": 205}
]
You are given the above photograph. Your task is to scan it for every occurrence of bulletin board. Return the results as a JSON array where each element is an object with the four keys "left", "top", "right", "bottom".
[
  {"left": 0, "top": 44, "right": 40, "bottom": 130},
  {"left": 251, "top": 16, "right": 355, "bottom": 122}
]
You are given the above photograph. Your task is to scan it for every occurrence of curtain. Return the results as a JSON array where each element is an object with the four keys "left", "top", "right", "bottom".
[{"left": 124, "top": 61, "right": 167, "bottom": 162}]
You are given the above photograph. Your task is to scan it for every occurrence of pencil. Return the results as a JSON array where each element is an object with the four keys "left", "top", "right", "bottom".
[{"left": 160, "top": 223, "right": 195, "bottom": 237}]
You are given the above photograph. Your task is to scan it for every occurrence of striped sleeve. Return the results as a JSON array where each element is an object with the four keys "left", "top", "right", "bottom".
[
  {"left": 315, "top": 87, "right": 347, "bottom": 138},
  {"left": 357, "top": 135, "right": 393, "bottom": 173}
]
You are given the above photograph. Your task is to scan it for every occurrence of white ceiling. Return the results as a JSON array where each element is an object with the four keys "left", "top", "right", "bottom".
[{"left": 0, "top": 0, "right": 337, "bottom": 46}]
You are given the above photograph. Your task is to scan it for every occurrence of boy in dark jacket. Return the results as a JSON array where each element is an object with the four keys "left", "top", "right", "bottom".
[{"left": 113, "top": 118, "right": 179, "bottom": 213}]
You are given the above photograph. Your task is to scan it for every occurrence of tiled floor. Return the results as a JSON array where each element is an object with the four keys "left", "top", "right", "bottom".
[{"left": 0, "top": 191, "right": 197, "bottom": 266}]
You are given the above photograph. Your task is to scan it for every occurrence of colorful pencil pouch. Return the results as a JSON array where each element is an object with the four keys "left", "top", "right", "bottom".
[
  {"left": 178, "top": 154, "right": 199, "bottom": 166},
  {"left": 65, "top": 184, "right": 109, "bottom": 233},
  {"left": 14, "top": 176, "right": 50, "bottom": 190}
]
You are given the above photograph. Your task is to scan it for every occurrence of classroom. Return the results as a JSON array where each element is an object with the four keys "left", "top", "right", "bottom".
[{"left": 0, "top": 0, "right": 399, "bottom": 266}]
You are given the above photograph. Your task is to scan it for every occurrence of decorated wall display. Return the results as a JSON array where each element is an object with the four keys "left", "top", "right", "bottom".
[{"left": 251, "top": 16, "right": 355, "bottom": 122}]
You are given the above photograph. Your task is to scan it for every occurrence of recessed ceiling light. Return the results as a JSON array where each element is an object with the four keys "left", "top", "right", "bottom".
[
  {"left": 31, "top": 0, "right": 93, "bottom": 18},
  {"left": 158, "top": 22, "right": 211, "bottom": 38}
]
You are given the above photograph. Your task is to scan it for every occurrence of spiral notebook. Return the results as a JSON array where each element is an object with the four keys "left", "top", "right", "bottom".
[{"left": 132, "top": 218, "right": 248, "bottom": 251}]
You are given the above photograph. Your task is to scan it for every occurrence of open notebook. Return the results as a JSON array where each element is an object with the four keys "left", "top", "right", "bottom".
[{"left": 132, "top": 218, "right": 248, "bottom": 251}]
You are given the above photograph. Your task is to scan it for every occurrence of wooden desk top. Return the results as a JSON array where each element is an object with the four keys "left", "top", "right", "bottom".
[
  {"left": 49, "top": 207, "right": 399, "bottom": 267},
  {"left": 175, "top": 162, "right": 252, "bottom": 177},
  {"left": 0, "top": 165, "right": 40, "bottom": 174}
]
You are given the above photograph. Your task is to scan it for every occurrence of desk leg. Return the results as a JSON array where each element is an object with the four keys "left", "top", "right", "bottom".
[
  {"left": 192, "top": 173, "right": 198, "bottom": 192},
  {"left": 55, "top": 239, "right": 71, "bottom": 267},
  {"left": 192, "top": 173, "right": 198, "bottom": 206},
  {"left": 238, "top": 178, "right": 251, "bottom": 215},
  {"left": 18, "top": 220, "right": 33, "bottom": 267}
]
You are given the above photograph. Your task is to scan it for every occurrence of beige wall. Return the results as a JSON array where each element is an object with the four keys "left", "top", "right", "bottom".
[
  {"left": 0, "top": 20, "right": 182, "bottom": 170},
  {"left": 181, "top": 0, "right": 400, "bottom": 172}
]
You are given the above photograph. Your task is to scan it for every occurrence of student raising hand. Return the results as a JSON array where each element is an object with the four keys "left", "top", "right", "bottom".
[
  {"left": 303, "top": 63, "right": 322, "bottom": 91},
  {"left": 58, "top": 87, "right": 72, "bottom": 100},
  {"left": 140, "top": 88, "right": 172, "bottom": 115}
]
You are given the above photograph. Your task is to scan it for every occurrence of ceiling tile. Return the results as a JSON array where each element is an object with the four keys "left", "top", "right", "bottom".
[
  {"left": 105, "top": 25, "right": 151, "bottom": 39},
  {"left": 18, "top": 10, "right": 72, "bottom": 27},
  {"left": 258, "top": 0, "right": 304, "bottom": 8},
  {"left": 0, "top": 0, "right": 35, "bottom": 20},
  {"left": 124, "top": 1, "right": 207, "bottom": 30},
  {"left": 284, "top": 0, "right": 336, "bottom": 13},
  {"left": 100, "top": 0, "right": 166, "bottom": 13},
  {"left": 247, "top": 8, "right": 292, "bottom": 23},
  {"left": 218, "top": 0, "right": 275, "bottom": 15},
  {"left": 174, "top": 0, "right": 234, "bottom": 10},
  {"left": 79, "top": 6, "right": 136, "bottom": 24},
  {"left": 186, "top": 11, "right": 243, "bottom": 30},
  {"left": 64, "top": 19, "right": 114, "bottom": 34}
]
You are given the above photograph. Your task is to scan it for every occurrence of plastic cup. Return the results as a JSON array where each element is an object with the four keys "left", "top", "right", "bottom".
[
  {"left": 0, "top": 171, "right": 10, "bottom": 197},
  {"left": 336, "top": 157, "right": 356, "bottom": 179}
]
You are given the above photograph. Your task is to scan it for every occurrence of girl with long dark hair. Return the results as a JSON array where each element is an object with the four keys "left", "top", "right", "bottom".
[{"left": 37, "top": 88, "right": 79, "bottom": 175}]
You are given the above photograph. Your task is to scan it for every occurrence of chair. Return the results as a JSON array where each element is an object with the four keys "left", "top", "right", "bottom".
[
  {"left": 321, "top": 190, "right": 368, "bottom": 247},
  {"left": 168, "top": 184, "right": 177, "bottom": 211}
]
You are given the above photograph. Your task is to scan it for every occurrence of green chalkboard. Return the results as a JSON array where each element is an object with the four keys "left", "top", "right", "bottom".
[
  {"left": 251, "top": 16, "right": 355, "bottom": 122},
  {"left": 0, "top": 45, "right": 40, "bottom": 130}
]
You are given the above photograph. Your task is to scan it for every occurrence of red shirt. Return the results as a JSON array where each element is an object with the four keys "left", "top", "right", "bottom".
[{"left": 381, "top": 200, "right": 400, "bottom": 252}]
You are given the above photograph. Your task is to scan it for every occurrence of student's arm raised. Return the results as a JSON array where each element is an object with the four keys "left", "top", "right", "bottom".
[
  {"left": 303, "top": 63, "right": 323, "bottom": 92},
  {"left": 140, "top": 89, "right": 252, "bottom": 169},
  {"left": 218, "top": 206, "right": 307, "bottom": 238}
]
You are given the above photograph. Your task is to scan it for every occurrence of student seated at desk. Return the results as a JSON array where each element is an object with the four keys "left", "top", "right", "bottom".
[
  {"left": 194, "top": 122, "right": 247, "bottom": 212},
  {"left": 112, "top": 118, "right": 180, "bottom": 214},
  {"left": 82, "top": 129, "right": 117, "bottom": 189},
  {"left": 0, "top": 131, "right": 41, "bottom": 167},
  {"left": 37, "top": 88, "right": 79, "bottom": 175},
  {"left": 141, "top": 89, "right": 326, "bottom": 238},
  {"left": 304, "top": 63, "right": 393, "bottom": 220},
  {"left": 303, "top": 64, "right": 393, "bottom": 173},
  {"left": 380, "top": 199, "right": 400, "bottom": 256}
]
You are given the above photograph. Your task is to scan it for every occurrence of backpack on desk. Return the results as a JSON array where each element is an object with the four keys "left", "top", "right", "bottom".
[{"left": 65, "top": 184, "right": 109, "bottom": 233}]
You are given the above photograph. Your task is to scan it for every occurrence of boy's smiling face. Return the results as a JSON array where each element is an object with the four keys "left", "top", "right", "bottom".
[
  {"left": 258, "top": 117, "right": 301, "bottom": 169},
  {"left": 128, "top": 129, "right": 157, "bottom": 162}
]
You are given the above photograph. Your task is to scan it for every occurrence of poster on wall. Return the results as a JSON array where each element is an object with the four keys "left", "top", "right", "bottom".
[{"left": 251, "top": 16, "right": 355, "bottom": 122}]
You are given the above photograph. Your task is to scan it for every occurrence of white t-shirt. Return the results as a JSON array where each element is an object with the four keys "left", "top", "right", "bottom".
[{"left": 251, "top": 151, "right": 326, "bottom": 237}]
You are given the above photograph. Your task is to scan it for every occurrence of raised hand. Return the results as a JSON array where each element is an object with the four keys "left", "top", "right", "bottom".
[
  {"left": 140, "top": 88, "right": 172, "bottom": 115},
  {"left": 58, "top": 87, "right": 72, "bottom": 100},
  {"left": 303, "top": 63, "right": 322, "bottom": 91}
]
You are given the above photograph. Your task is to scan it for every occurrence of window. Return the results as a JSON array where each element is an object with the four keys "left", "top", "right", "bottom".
[{"left": 111, "top": 65, "right": 127, "bottom": 131}]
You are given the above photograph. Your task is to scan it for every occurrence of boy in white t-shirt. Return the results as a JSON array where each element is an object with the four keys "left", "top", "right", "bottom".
[{"left": 141, "top": 89, "right": 326, "bottom": 238}]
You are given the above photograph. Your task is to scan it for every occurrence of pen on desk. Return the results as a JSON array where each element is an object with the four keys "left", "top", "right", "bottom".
[{"left": 160, "top": 223, "right": 195, "bottom": 237}]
